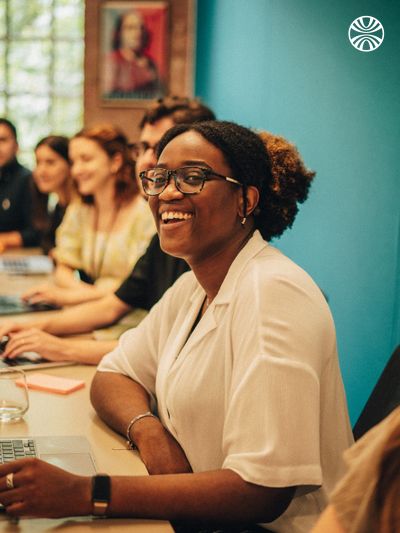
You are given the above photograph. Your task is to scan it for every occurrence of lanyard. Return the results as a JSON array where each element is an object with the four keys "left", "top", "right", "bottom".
[{"left": 90, "top": 203, "right": 120, "bottom": 280}]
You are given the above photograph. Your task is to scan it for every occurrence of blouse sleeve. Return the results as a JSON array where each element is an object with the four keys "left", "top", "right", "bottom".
[
  {"left": 221, "top": 261, "right": 339, "bottom": 488},
  {"left": 97, "top": 277, "right": 185, "bottom": 406},
  {"left": 52, "top": 202, "right": 85, "bottom": 270}
]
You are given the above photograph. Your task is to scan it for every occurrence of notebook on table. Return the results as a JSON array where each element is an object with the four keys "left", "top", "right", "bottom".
[{"left": 0, "top": 255, "right": 54, "bottom": 275}]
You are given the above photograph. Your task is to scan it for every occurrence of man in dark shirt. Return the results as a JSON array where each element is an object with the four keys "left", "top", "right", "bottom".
[
  {"left": 0, "top": 97, "right": 215, "bottom": 363},
  {"left": 114, "top": 232, "right": 189, "bottom": 309},
  {"left": 0, "top": 118, "right": 39, "bottom": 250}
]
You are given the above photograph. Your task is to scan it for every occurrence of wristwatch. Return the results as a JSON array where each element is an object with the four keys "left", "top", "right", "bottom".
[{"left": 92, "top": 474, "right": 111, "bottom": 516}]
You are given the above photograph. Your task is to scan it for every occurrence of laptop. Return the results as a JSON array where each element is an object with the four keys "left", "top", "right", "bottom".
[
  {"left": 0, "top": 437, "right": 96, "bottom": 514},
  {"left": 0, "top": 435, "right": 96, "bottom": 512},
  {"left": 0, "top": 337, "right": 74, "bottom": 371},
  {"left": 0, "top": 295, "right": 61, "bottom": 316},
  {"left": 0, "top": 255, "right": 54, "bottom": 275}
]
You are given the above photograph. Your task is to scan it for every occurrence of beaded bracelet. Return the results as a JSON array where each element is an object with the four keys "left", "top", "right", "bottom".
[{"left": 126, "top": 411, "right": 157, "bottom": 450}]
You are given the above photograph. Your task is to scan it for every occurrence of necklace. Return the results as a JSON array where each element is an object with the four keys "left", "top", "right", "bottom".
[{"left": 90, "top": 203, "right": 121, "bottom": 280}]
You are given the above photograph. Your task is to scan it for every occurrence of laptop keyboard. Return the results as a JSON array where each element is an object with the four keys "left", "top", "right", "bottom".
[
  {"left": 0, "top": 258, "right": 30, "bottom": 274},
  {"left": 0, "top": 439, "right": 37, "bottom": 463},
  {"left": 0, "top": 256, "right": 54, "bottom": 275}
]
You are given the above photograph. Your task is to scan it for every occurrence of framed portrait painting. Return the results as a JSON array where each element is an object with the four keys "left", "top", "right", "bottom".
[{"left": 100, "top": 1, "right": 169, "bottom": 102}]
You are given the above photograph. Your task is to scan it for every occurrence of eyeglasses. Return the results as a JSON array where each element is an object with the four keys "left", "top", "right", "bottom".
[
  {"left": 139, "top": 166, "right": 242, "bottom": 196},
  {"left": 130, "top": 141, "right": 159, "bottom": 159}
]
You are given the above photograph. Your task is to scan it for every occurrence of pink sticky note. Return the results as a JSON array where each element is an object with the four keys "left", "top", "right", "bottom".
[{"left": 16, "top": 373, "right": 85, "bottom": 395}]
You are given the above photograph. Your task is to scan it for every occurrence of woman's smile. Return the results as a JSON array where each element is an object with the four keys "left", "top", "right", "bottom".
[{"left": 160, "top": 210, "right": 194, "bottom": 224}]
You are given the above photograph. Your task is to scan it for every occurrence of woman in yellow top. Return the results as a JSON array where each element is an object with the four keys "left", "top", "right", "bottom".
[{"left": 24, "top": 124, "right": 155, "bottom": 306}]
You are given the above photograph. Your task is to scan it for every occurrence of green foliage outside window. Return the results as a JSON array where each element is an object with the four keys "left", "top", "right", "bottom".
[{"left": 0, "top": 0, "right": 84, "bottom": 168}]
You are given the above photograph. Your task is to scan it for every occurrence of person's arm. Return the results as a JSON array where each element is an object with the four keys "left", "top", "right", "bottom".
[
  {"left": 91, "top": 371, "right": 192, "bottom": 475},
  {"left": 52, "top": 263, "right": 117, "bottom": 298},
  {"left": 52, "top": 263, "right": 82, "bottom": 288},
  {"left": 0, "top": 458, "right": 294, "bottom": 524},
  {"left": 3, "top": 330, "right": 117, "bottom": 365},
  {"left": 46, "top": 293, "right": 131, "bottom": 334},
  {"left": 0, "top": 293, "right": 131, "bottom": 339},
  {"left": 22, "top": 281, "right": 109, "bottom": 307},
  {"left": 50, "top": 201, "right": 90, "bottom": 294}
]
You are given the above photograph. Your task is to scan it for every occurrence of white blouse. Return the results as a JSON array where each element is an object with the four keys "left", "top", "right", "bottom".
[{"left": 99, "top": 230, "right": 353, "bottom": 532}]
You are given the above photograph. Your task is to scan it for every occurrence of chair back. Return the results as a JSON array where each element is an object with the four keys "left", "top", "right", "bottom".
[{"left": 353, "top": 345, "right": 400, "bottom": 440}]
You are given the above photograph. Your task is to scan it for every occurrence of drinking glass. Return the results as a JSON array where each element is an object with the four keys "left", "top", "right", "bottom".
[{"left": 0, "top": 368, "right": 29, "bottom": 421}]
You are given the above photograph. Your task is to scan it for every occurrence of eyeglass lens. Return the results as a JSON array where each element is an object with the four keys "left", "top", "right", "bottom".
[{"left": 142, "top": 167, "right": 207, "bottom": 195}]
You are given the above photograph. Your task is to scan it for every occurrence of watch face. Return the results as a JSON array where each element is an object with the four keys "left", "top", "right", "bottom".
[{"left": 92, "top": 474, "right": 111, "bottom": 515}]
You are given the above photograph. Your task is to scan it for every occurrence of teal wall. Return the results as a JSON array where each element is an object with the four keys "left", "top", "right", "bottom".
[{"left": 195, "top": 0, "right": 400, "bottom": 423}]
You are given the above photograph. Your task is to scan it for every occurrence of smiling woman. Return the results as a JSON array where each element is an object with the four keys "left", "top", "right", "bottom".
[
  {"left": 0, "top": 121, "right": 353, "bottom": 532},
  {"left": 146, "top": 128, "right": 259, "bottom": 268}
]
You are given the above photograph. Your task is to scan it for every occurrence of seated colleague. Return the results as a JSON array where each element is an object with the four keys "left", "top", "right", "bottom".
[
  {"left": 22, "top": 124, "right": 155, "bottom": 306},
  {"left": 32, "top": 135, "right": 75, "bottom": 255},
  {"left": 0, "top": 118, "right": 40, "bottom": 250},
  {"left": 0, "top": 121, "right": 353, "bottom": 531},
  {"left": 312, "top": 406, "right": 400, "bottom": 533},
  {"left": 0, "top": 97, "right": 214, "bottom": 364}
]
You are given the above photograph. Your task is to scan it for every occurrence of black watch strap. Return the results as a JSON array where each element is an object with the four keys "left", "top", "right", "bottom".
[{"left": 92, "top": 474, "right": 111, "bottom": 516}]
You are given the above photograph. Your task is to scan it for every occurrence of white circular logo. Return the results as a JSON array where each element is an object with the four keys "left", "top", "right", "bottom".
[{"left": 348, "top": 16, "right": 384, "bottom": 52}]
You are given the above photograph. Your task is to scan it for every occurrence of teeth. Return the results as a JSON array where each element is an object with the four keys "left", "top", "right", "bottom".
[{"left": 161, "top": 211, "right": 193, "bottom": 221}]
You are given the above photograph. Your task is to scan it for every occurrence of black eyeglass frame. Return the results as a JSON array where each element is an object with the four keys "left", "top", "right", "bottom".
[{"left": 139, "top": 166, "right": 243, "bottom": 196}]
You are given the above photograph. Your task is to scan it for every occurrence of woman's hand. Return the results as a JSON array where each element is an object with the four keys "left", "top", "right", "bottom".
[
  {"left": 132, "top": 417, "right": 193, "bottom": 475},
  {"left": 22, "top": 284, "right": 105, "bottom": 307},
  {"left": 0, "top": 320, "right": 36, "bottom": 340},
  {"left": 3, "top": 328, "right": 71, "bottom": 362},
  {"left": 22, "top": 284, "right": 71, "bottom": 307},
  {"left": 0, "top": 458, "right": 91, "bottom": 518}
]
